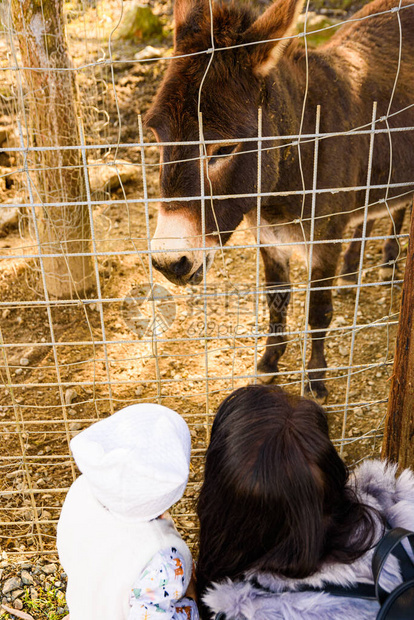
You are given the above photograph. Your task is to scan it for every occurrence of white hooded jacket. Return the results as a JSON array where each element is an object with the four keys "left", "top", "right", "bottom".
[{"left": 57, "top": 404, "right": 193, "bottom": 620}]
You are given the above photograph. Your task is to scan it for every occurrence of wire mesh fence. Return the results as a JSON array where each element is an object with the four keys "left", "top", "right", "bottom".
[{"left": 0, "top": 0, "right": 413, "bottom": 558}]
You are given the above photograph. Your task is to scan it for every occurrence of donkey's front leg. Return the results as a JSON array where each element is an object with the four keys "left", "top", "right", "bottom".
[
  {"left": 256, "top": 246, "right": 291, "bottom": 383},
  {"left": 306, "top": 249, "right": 340, "bottom": 402}
]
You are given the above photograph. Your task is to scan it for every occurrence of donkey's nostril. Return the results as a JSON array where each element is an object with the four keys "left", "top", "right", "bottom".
[{"left": 170, "top": 256, "right": 192, "bottom": 277}]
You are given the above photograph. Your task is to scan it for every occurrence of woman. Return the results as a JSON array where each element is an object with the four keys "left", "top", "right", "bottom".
[{"left": 196, "top": 385, "right": 414, "bottom": 619}]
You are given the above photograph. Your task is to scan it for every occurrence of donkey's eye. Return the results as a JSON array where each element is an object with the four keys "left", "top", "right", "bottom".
[{"left": 209, "top": 143, "right": 237, "bottom": 165}]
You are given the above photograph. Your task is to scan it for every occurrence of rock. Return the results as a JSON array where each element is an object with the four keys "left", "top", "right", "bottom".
[
  {"left": 0, "top": 125, "right": 13, "bottom": 145},
  {"left": 0, "top": 207, "right": 18, "bottom": 237},
  {"left": 15, "top": 368, "right": 23, "bottom": 375},
  {"left": 19, "top": 357, "right": 29, "bottom": 366},
  {"left": 41, "top": 563, "right": 57, "bottom": 575},
  {"left": 19, "top": 562, "right": 32, "bottom": 570},
  {"left": 135, "top": 385, "right": 143, "bottom": 397},
  {"left": 11, "top": 589, "right": 24, "bottom": 601},
  {"left": 2, "top": 308, "right": 10, "bottom": 319},
  {"left": 13, "top": 598, "right": 23, "bottom": 610},
  {"left": 118, "top": 4, "right": 163, "bottom": 41},
  {"left": 88, "top": 159, "right": 140, "bottom": 193},
  {"left": 134, "top": 45, "right": 163, "bottom": 61},
  {"left": 338, "top": 345, "right": 348, "bottom": 357},
  {"left": 2, "top": 576, "right": 22, "bottom": 594},
  {"left": 30, "top": 587, "right": 38, "bottom": 600},
  {"left": 69, "top": 422, "right": 82, "bottom": 432},
  {"left": 21, "top": 570, "right": 34, "bottom": 586},
  {"left": 65, "top": 388, "right": 78, "bottom": 406}
]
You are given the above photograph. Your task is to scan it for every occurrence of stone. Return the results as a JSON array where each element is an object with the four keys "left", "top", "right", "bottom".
[
  {"left": 13, "top": 598, "right": 23, "bottom": 610},
  {"left": 0, "top": 207, "right": 18, "bottom": 237},
  {"left": 41, "top": 563, "right": 57, "bottom": 575},
  {"left": 21, "top": 570, "right": 34, "bottom": 586},
  {"left": 19, "top": 358, "right": 29, "bottom": 366},
  {"left": 0, "top": 125, "right": 13, "bottom": 145},
  {"left": 65, "top": 388, "right": 78, "bottom": 406},
  {"left": 2, "top": 576, "right": 22, "bottom": 594},
  {"left": 11, "top": 589, "right": 24, "bottom": 601},
  {"left": 134, "top": 45, "right": 163, "bottom": 61},
  {"left": 88, "top": 159, "right": 140, "bottom": 193},
  {"left": 69, "top": 422, "right": 82, "bottom": 432}
]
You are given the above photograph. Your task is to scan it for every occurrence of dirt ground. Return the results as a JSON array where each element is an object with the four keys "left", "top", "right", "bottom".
[{"left": 0, "top": 0, "right": 408, "bottom": 561}]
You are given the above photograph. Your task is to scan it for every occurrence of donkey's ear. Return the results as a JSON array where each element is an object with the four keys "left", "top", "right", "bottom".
[
  {"left": 174, "top": 0, "right": 209, "bottom": 49},
  {"left": 243, "top": 0, "right": 304, "bottom": 76}
]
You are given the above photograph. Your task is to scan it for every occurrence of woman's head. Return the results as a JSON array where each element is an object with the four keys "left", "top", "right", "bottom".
[{"left": 197, "top": 385, "right": 378, "bottom": 592}]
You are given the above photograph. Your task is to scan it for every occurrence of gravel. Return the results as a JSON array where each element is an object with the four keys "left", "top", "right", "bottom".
[
  {"left": 2, "top": 576, "right": 22, "bottom": 595},
  {"left": 0, "top": 556, "right": 68, "bottom": 618}
]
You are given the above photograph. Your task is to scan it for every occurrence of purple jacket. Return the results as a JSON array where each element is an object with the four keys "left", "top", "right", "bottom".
[{"left": 203, "top": 460, "right": 414, "bottom": 620}]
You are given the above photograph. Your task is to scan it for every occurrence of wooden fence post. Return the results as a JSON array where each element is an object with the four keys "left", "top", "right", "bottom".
[
  {"left": 382, "top": 199, "right": 414, "bottom": 469},
  {"left": 11, "top": 0, "right": 95, "bottom": 298}
]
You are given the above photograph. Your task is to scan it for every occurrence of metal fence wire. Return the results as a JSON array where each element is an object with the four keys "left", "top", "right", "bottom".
[{"left": 0, "top": 0, "right": 413, "bottom": 556}]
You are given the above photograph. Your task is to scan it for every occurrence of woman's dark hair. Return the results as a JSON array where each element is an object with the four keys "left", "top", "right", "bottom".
[{"left": 196, "top": 385, "right": 381, "bottom": 601}]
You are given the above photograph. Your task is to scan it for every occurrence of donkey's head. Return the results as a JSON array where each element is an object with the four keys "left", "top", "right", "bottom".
[{"left": 147, "top": 0, "right": 303, "bottom": 285}]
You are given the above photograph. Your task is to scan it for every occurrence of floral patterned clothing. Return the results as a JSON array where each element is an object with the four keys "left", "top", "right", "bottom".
[{"left": 128, "top": 547, "right": 199, "bottom": 620}]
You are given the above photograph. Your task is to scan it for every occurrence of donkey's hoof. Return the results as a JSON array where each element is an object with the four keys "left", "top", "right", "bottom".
[
  {"left": 256, "top": 357, "right": 277, "bottom": 384},
  {"left": 379, "top": 265, "right": 395, "bottom": 281},
  {"left": 255, "top": 373, "right": 276, "bottom": 385},
  {"left": 305, "top": 382, "right": 328, "bottom": 405},
  {"left": 337, "top": 275, "right": 357, "bottom": 295}
]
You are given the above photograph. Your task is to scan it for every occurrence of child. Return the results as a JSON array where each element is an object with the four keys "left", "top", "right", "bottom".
[
  {"left": 196, "top": 384, "right": 414, "bottom": 619},
  {"left": 57, "top": 403, "right": 199, "bottom": 620}
]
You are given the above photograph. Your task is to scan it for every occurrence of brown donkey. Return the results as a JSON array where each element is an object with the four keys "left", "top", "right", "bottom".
[{"left": 147, "top": 0, "right": 414, "bottom": 399}]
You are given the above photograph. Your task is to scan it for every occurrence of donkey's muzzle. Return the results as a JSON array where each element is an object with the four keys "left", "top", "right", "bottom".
[{"left": 151, "top": 254, "right": 194, "bottom": 285}]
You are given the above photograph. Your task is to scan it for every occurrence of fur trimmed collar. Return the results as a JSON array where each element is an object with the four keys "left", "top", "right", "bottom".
[{"left": 203, "top": 460, "right": 414, "bottom": 619}]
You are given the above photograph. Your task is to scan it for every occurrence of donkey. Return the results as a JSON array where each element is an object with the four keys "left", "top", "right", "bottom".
[{"left": 147, "top": 0, "right": 414, "bottom": 399}]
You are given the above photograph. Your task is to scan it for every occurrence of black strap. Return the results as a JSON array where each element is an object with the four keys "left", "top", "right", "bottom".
[
  {"left": 250, "top": 575, "right": 377, "bottom": 600},
  {"left": 372, "top": 528, "right": 414, "bottom": 604},
  {"left": 304, "top": 582, "right": 377, "bottom": 601}
]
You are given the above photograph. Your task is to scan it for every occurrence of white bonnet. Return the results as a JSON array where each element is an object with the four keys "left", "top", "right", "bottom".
[{"left": 70, "top": 403, "right": 191, "bottom": 521}]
